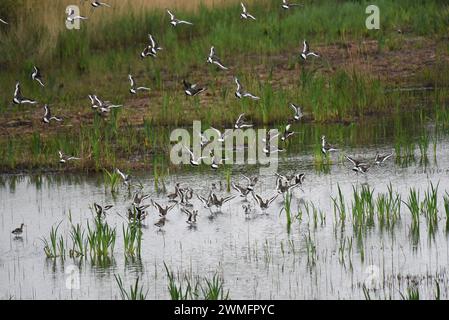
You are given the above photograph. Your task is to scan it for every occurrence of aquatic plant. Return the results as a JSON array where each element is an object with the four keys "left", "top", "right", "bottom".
[
  {"left": 69, "top": 223, "right": 87, "bottom": 258},
  {"left": 403, "top": 188, "right": 420, "bottom": 245},
  {"left": 87, "top": 217, "right": 116, "bottom": 263},
  {"left": 123, "top": 221, "right": 143, "bottom": 258},
  {"left": 201, "top": 274, "right": 230, "bottom": 300},
  {"left": 332, "top": 185, "right": 347, "bottom": 225},
  {"left": 103, "top": 168, "right": 120, "bottom": 193},
  {"left": 41, "top": 221, "right": 64, "bottom": 259},
  {"left": 114, "top": 275, "right": 148, "bottom": 300}
]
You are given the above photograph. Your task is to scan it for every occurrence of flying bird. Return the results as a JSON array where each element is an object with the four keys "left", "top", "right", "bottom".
[
  {"left": 116, "top": 168, "right": 131, "bottom": 186},
  {"left": 66, "top": 8, "right": 88, "bottom": 22},
  {"left": 59, "top": 151, "right": 80, "bottom": 163},
  {"left": 374, "top": 153, "right": 393, "bottom": 165},
  {"left": 321, "top": 135, "right": 338, "bottom": 155},
  {"left": 141, "top": 34, "right": 162, "bottom": 58},
  {"left": 91, "top": 1, "right": 111, "bottom": 8},
  {"left": 0, "top": 18, "right": 8, "bottom": 25},
  {"left": 252, "top": 193, "right": 278, "bottom": 211},
  {"left": 182, "top": 145, "right": 207, "bottom": 166},
  {"left": 281, "top": 0, "right": 303, "bottom": 10},
  {"left": 42, "top": 105, "right": 63, "bottom": 124},
  {"left": 240, "top": 3, "right": 256, "bottom": 20},
  {"left": 128, "top": 74, "right": 150, "bottom": 94},
  {"left": 167, "top": 10, "right": 193, "bottom": 26},
  {"left": 183, "top": 80, "right": 206, "bottom": 96},
  {"left": 13, "top": 82, "right": 37, "bottom": 105},
  {"left": 301, "top": 40, "right": 320, "bottom": 60},
  {"left": 234, "top": 113, "right": 253, "bottom": 129},
  {"left": 207, "top": 46, "right": 229, "bottom": 70},
  {"left": 280, "top": 123, "right": 297, "bottom": 142},
  {"left": 234, "top": 77, "right": 260, "bottom": 100},
  {"left": 289, "top": 103, "right": 303, "bottom": 121},
  {"left": 31, "top": 66, "right": 45, "bottom": 87}
]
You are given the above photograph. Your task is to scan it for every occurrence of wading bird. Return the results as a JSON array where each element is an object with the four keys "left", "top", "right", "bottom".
[
  {"left": 252, "top": 193, "right": 278, "bottom": 211},
  {"left": 181, "top": 207, "right": 198, "bottom": 225},
  {"left": 93, "top": 203, "right": 113, "bottom": 218},
  {"left": 152, "top": 201, "right": 177, "bottom": 217},
  {"left": 352, "top": 163, "right": 370, "bottom": 174},
  {"left": 11, "top": 224, "right": 25, "bottom": 236},
  {"left": 374, "top": 153, "right": 393, "bottom": 165},
  {"left": 345, "top": 155, "right": 368, "bottom": 167}
]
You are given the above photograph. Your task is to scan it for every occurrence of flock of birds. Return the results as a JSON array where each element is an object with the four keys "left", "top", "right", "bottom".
[{"left": 5, "top": 1, "right": 394, "bottom": 235}]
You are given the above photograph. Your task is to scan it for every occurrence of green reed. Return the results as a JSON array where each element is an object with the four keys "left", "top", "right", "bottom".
[
  {"left": 103, "top": 168, "right": 120, "bottom": 193},
  {"left": 42, "top": 221, "right": 64, "bottom": 259},
  {"left": 69, "top": 222, "right": 87, "bottom": 258},
  {"left": 376, "top": 184, "right": 401, "bottom": 230},
  {"left": 114, "top": 275, "right": 148, "bottom": 300},
  {"left": 444, "top": 193, "right": 449, "bottom": 234},
  {"left": 164, "top": 263, "right": 229, "bottom": 300},
  {"left": 403, "top": 188, "right": 421, "bottom": 245},
  {"left": 332, "top": 185, "right": 347, "bottom": 225},
  {"left": 422, "top": 182, "right": 439, "bottom": 236},
  {"left": 87, "top": 217, "right": 116, "bottom": 263},
  {"left": 122, "top": 221, "right": 143, "bottom": 258},
  {"left": 351, "top": 185, "right": 375, "bottom": 234},
  {"left": 201, "top": 274, "right": 230, "bottom": 300}
]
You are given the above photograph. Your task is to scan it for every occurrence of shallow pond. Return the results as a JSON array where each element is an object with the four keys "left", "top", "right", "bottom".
[{"left": 1, "top": 110, "right": 449, "bottom": 300}]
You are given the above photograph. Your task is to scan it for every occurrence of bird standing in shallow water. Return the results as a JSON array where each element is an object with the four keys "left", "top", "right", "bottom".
[{"left": 12, "top": 224, "right": 25, "bottom": 236}]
